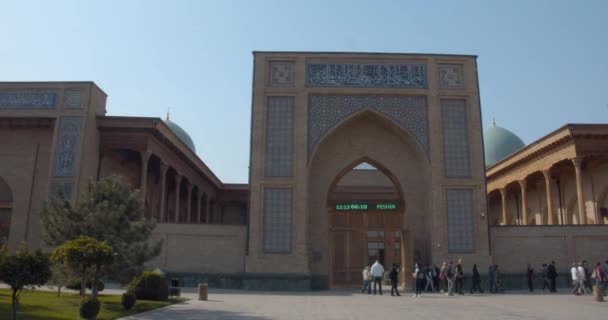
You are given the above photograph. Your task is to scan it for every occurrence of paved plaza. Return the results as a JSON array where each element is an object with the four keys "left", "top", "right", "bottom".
[{"left": 120, "top": 288, "right": 607, "bottom": 320}]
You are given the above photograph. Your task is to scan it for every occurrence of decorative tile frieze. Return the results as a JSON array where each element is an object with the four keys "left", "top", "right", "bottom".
[
  {"left": 265, "top": 96, "right": 294, "bottom": 177},
  {"left": 0, "top": 90, "right": 57, "bottom": 109},
  {"left": 269, "top": 62, "right": 295, "bottom": 87},
  {"left": 53, "top": 116, "right": 83, "bottom": 177},
  {"left": 439, "top": 64, "right": 464, "bottom": 89},
  {"left": 263, "top": 188, "right": 293, "bottom": 253},
  {"left": 64, "top": 90, "right": 86, "bottom": 108},
  {"left": 306, "top": 63, "right": 427, "bottom": 88},
  {"left": 50, "top": 182, "right": 74, "bottom": 200},
  {"left": 308, "top": 95, "right": 429, "bottom": 158}
]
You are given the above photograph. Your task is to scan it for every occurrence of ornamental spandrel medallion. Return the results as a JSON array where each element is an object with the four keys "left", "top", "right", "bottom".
[
  {"left": 64, "top": 90, "right": 86, "bottom": 108},
  {"left": 306, "top": 63, "right": 427, "bottom": 88}
]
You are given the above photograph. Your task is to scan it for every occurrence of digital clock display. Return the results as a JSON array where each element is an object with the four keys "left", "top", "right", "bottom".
[{"left": 334, "top": 202, "right": 398, "bottom": 211}]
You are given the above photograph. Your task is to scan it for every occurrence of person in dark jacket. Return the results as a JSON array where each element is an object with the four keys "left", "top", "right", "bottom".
[
  {"left": 526, "top": 264, "right": 534, "bottom": 292},
  {"left": 454, "top": 259, "right": 464, "bottom": 295},
  {"left": 547, "top": 261, "right": 558, "bottom": 292},
  {"left": 389, "top": 264, "right": 401, "bottom": 296},
  {"left": 470, "top": 264, "right": 483, "bottom": 294}
]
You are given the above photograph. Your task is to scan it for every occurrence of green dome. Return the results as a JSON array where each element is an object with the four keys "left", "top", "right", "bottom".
[
  {"left": 164, "top": 119, "right": 196, "bottom": 152},
  {"left": 484, "top": 124, "right": 525, "bottom": 167}
]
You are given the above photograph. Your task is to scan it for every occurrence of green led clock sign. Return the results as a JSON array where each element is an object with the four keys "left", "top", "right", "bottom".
[{"left": 334, "top": 202, "right": 398, "bottom": 211}]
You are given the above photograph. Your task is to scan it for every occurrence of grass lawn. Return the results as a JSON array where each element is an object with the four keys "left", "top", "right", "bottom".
[{"left": 0, "top": 288, "right": 183, "bottom": 320}]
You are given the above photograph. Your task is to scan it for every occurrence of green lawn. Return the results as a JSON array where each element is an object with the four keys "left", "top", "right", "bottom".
[{"left": 0, "top": 288, "right": 183, "bottom": 320}]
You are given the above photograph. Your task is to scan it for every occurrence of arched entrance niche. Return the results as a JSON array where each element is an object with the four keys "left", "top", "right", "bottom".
[
  {"left": 0, "top": 177, "right": 12, "bottom": 244},
  {"left": 307, "top": 110, "right": 431, "bottom": 289}
]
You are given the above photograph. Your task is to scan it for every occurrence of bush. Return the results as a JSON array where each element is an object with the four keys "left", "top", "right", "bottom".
[
  {"left": 66, "top": 279, "right": 104, "bottom": 292},
  {"left": 127, "top": 271, "right": 169, "bottom": 301},
  {"left": 121, "top": 291, "right": 137, "bottom": 310},
  {"left": 79, "top": 297, "right": 100, "bottom": 320}
]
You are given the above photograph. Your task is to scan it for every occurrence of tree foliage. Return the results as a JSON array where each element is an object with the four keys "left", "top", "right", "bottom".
[
  {"left": 41, "top": 175, "right": 162, "bottom": 284},
  {"left": 0, "top": 245, "right": 52, "bottom": 320},
  {"left": 51, "top": 236, "right": 113, "bottom": 298}
]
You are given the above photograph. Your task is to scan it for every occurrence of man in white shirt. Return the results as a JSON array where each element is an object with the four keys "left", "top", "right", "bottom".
[
  {"left": 577, "top": 263, "right": 586, "bottom": 295},
  {"left": 370, "top": 260, "right": 385, "bottom": 295},
  {"left": 571, "top": 263, "right": 580, "bottom": 295}
]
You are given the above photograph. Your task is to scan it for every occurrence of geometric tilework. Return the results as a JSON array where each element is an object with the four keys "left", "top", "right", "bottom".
[
  {"left": 446, "top": 189, "right": 475, "bottom": 253},
  {"left": 308, "top": 95, "right": 429, "bottom": 158},
  {"left": 441, "top": 100, "right": 471, "bottom": 178},
  {"left": 269, "top": 62, "right": 295, "bottom": 87},
  {"left": 263, "top": 188, "right": 293, "bottom": 253},
  {"left": 307, "top": 63, "right": 427, "bottom": 88},
  {"left": 265, "top": 97, "right": 294, "bottom": 177},
  {"left": 53, "top": 116, "right": 83, "bottom": 177},
  {"left": 50, "top": 182, "right": 74, "bottom": 200},
  {"left": 439, "top": 64, "right": 464, "bottom": 89},
  {"left": 64, "top": 90, "right": 85, "bottom": 108},
  {"left": 0, "top": 90, "right": 57, "bottom": 109}
]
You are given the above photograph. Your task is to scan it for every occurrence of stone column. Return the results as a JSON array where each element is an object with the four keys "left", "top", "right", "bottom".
[
  {"left": 572, "top": 158, "right": 587, "bottom": 225},
  {"left": 186, "top": 182, "right": 193, "bottom": 223},
  {"left": 158, "top": 162, "right": 169, "bottom": 222},
  {"left": 519, "top": 179, "right": 528, "bottom": 225},
  {"left": 500, "top": 188, "right": 508, "bottom": 225},
  {"left": 542, "top": 169, "right": 554, "bottom": 225},
  {"left": 174, "top": 174, "right": 182, "bottom": 222},
  {"left": 139, "top": 151, "right": 151, "bottom": 202},
  {"left": 196, "top": 192, "right": 202, "bottom": 223}
]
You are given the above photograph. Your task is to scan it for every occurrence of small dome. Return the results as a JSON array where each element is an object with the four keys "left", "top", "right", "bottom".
[
  {"left": 484, "top": 122, "right": 525, "bottom": 167},
  {"left": 164, "top": 119, "right": 196, "bottom": 152}
]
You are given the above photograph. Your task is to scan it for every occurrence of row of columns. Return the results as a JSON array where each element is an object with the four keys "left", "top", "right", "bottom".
[
  {"left": 139, "top": 151, "right": 213, "bottom": 224},
  {"left": 498, "top": 157, "right": 588, "bottom": 225}
]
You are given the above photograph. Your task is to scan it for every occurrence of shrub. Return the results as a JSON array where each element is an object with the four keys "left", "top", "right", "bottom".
[
  {"left": 128, "top": 270, "right": 169, "bottom": 301},
  {"left": 121, "top": 291, "right": 137, "bottom": 310},
  {"left": 79, "top": 297, "right": 100, "bottom": 320},
  {"left": 66, "top": 279, "right": 104, "bottom": 292}
]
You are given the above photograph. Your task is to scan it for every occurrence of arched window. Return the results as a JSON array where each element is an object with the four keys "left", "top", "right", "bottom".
[
  {"left": 0, "top": 177, "right": 13, "bottom": 244},
  {"left": 200, "top": 193, "right": 207, "bottom": 224}
]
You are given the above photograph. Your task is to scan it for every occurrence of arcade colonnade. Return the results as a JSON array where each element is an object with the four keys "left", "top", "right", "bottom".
[{"left": 487, "top": 125, "right": 608, "bottom": 226}]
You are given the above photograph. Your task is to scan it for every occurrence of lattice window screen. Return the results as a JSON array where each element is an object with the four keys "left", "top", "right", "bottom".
[
  {"left": 265, "top": 97, "right": 294, "bottom": 177},
  {"left": 263, "top": 188, "right": 293, "bottom": 253},
  {"left": 446, "top": 189, "right": 475, "bottom": 252},
  {"left": 441, "top": 100, "right": 471, "bottom": 178}
]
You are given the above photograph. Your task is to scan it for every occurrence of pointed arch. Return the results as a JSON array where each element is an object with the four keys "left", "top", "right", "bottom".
[
  {"left": 326, "top": 156, "right": 405, "bottom": 211},
  {"left": 309, "top": 108, "right": 429, "bottom": 166}
]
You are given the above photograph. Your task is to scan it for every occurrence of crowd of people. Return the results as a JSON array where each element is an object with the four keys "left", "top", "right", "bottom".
[{"left": 360, "top": 259, "right": 608, "bottom": 297}]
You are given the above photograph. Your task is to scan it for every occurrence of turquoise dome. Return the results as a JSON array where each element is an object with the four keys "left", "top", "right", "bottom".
[
  {"left": 164, "top": 119, "right": 196, "bottom": 152},
  {"left": 484, "top": 124, "right": 525, "bottom": 167}
]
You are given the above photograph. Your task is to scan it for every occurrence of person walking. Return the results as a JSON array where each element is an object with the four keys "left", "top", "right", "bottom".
[
  {"left": 592, "top": 262, "right": 605, "bottom": 287},
  {"left": 541, "top": 264, "right": 550, "bottom": 292},
  {"left": 433, "top": 264, "right": 440, "bottom": 292},
  {"left": 361, "top": 266, "right": 371, "bottom": 294},
  {"left": 548, "top": 261, "right": 558, "bottom": 292},
  {"left": 439, "top": 262, "right": 448, "bottom": 293},
  {"left": 583, "top": 260, "right": 592, "bottom": 292},
  {"left": 413, "top": 262, "right": 424, "bottom": 297},
  {"left": 370, "top": 260, "right": 384, "bottom": 295},
  {"left": 603, "top": 260, "right": 608, "bottom": 294},
  {"left": 577, "top": 262, "right": 586, "bottom": 295},
  {"left": 526, "top": 264, "right": 534, "bottom": 292},
  {"left": 488, "top": 264, "right": 496, "bottom": 293},
  {"left": 571, "top": 262, "right": 581, "bottom": 295},
  {"left": 389, "top": 264, "right": 400, "bottom": 296},
  {"left": 470, "top": 264, "right": 483, "bottom": 294},
  {"left": 446, "top": 261, "right": 455, "bottom": 296},
  {"left": 425, "top": 264, "right": 435, "bottom": 292},
  {"left": 455, "top": 259, "right": 464, "bottom": 295}
]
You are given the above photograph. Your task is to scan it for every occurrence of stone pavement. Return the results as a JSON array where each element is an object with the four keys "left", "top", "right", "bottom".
[{"left": 119, "top": 288, "right": 608, "bottom": 320}]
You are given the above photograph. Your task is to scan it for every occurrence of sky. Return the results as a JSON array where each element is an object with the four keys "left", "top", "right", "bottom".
[{"left": 2, "top": 0, "right": 607, "bottom": 183}]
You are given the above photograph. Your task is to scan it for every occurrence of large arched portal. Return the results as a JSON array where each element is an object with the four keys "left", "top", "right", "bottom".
[{"left": 308, "top": 110, "right": 431, "bottom": 288}]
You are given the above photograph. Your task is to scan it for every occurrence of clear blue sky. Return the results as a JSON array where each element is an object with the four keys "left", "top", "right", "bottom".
[{"left": 2, "top": 0, "right": 607, "bottom": 183}]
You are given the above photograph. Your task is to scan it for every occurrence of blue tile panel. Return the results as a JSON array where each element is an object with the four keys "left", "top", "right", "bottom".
[
  {"left": 307, "top": 63, "right": 427, "bottom": 88},
  {"left": 0, "top": 91, "right": 57, "bottom": 109}
]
